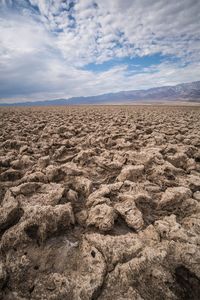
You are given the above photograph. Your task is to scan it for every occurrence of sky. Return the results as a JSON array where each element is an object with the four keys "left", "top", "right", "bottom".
[{"left": 0, "top": 0, "right": 200, "bottom": 103}]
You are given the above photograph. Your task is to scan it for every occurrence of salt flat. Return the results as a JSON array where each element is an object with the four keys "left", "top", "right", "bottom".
[{"left": 0, "top": 105, "right": 200, "bottom": 299}]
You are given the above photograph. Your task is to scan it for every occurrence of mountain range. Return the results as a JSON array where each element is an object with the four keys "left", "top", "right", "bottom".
[{"left": 1, "top": 81, "right": 200, "bottom": 106}]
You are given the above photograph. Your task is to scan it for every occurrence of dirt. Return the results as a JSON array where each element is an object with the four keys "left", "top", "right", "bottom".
[{"left": 0, "top": 105, "right": 200, "bottom": 300}]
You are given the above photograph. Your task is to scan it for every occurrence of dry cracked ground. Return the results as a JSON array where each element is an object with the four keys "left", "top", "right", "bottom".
[{"left": 0, "top": 105, "right": 200, "bottom": 300}]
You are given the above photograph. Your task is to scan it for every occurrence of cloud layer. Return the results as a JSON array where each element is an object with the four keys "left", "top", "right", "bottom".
[{"left": 0, "top": 0, "right": 200, "bottom": 102}]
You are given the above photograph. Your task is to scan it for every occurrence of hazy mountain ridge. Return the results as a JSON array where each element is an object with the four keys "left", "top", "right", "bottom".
[{"left": 1, "top": 81, "right": 200, "bottom": 106}]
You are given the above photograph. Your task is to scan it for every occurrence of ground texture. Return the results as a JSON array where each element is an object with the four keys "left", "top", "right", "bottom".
[{"left": 0, "top": 105, "right": 200, "bottom": 300}]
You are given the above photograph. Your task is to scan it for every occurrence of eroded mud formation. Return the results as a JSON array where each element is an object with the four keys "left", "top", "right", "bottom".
[{"left": 0, "top": 105, "right": 200, "bottom": 300}]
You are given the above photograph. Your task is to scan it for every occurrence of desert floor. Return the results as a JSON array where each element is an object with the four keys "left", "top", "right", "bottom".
[{"left": 0, "top": 105, "right": 200, "bottom": 300}]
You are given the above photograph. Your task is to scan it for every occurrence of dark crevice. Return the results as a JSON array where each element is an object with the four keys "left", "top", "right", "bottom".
[
  {"left": 24, "top": 224, "right": 39, "bottom": 240},
  {"left": 29, "top": 285, "right": 35, "bottom": 294},
  {"left": 172, "top": 266, "right": 200, "bottom": 300},
  {"left": 109, "top": 215, "right": 135, "bottom": 236},
  {"left": 0, "top": 207, "right": 24, "bottom": 237},
  {"left": 135, "top": 198, "right": 157, "bottom": 227},
  {"left": 91, "top": 250, "right": 96, "bottom": 258}
]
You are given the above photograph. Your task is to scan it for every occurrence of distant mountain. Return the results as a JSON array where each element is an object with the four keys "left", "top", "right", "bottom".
[{"left": 1, "top": 81, "right": 200, "bottom": 106}]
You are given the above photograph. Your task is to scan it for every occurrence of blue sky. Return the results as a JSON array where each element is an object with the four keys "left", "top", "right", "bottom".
[{"left": 0, "top": 0, "right": 200, "bottom": 103}]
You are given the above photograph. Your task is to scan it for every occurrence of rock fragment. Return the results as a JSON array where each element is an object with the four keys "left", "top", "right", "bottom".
[
  {"left": 114, "top": 194, "right": 144, "bottom": 231},
  {"left": 87, "top": 203, "right": 117, "bottom": 231},
  {"left": 0, "top": 191, "right": 22, "bottom": 234},
  {"left": 193, "top": 191, "right": 200, "bottom": 201},
  {"left": 158, "top": 187, "right": 192, "bottom": 209},
  {"left": 187, "top": 175, "right": 200, "bottom": 191},
  {"left": 38, "top": 155, "right": 50, "bottom": 168},
  {"left": 1, "top": 203, "right": 74, "bottom": 248},
  {"left": 117, "top": 165, "right": 144, "bottom": 182}
]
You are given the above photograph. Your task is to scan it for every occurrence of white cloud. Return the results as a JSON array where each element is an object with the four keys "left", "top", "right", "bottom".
[
  {"left": 0, "top": 0, "right": 200, "bottom": 102},
  {"left": 20, "top": 0, "right": 200, "bottom": 65}
]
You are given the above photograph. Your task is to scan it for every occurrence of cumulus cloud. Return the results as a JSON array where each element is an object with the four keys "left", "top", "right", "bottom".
[{"left": 0, "top": 0, "right": 200, "bottom": 102}]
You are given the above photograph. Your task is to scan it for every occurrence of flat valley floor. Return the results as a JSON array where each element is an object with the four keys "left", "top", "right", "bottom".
[{"left": 0, "top": 105, "right": 200, "bottom": 299}]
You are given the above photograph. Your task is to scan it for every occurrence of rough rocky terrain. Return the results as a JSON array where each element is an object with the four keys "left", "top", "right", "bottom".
[{"left": 0, "top": 105, "right": 200, "bottom": 300}]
